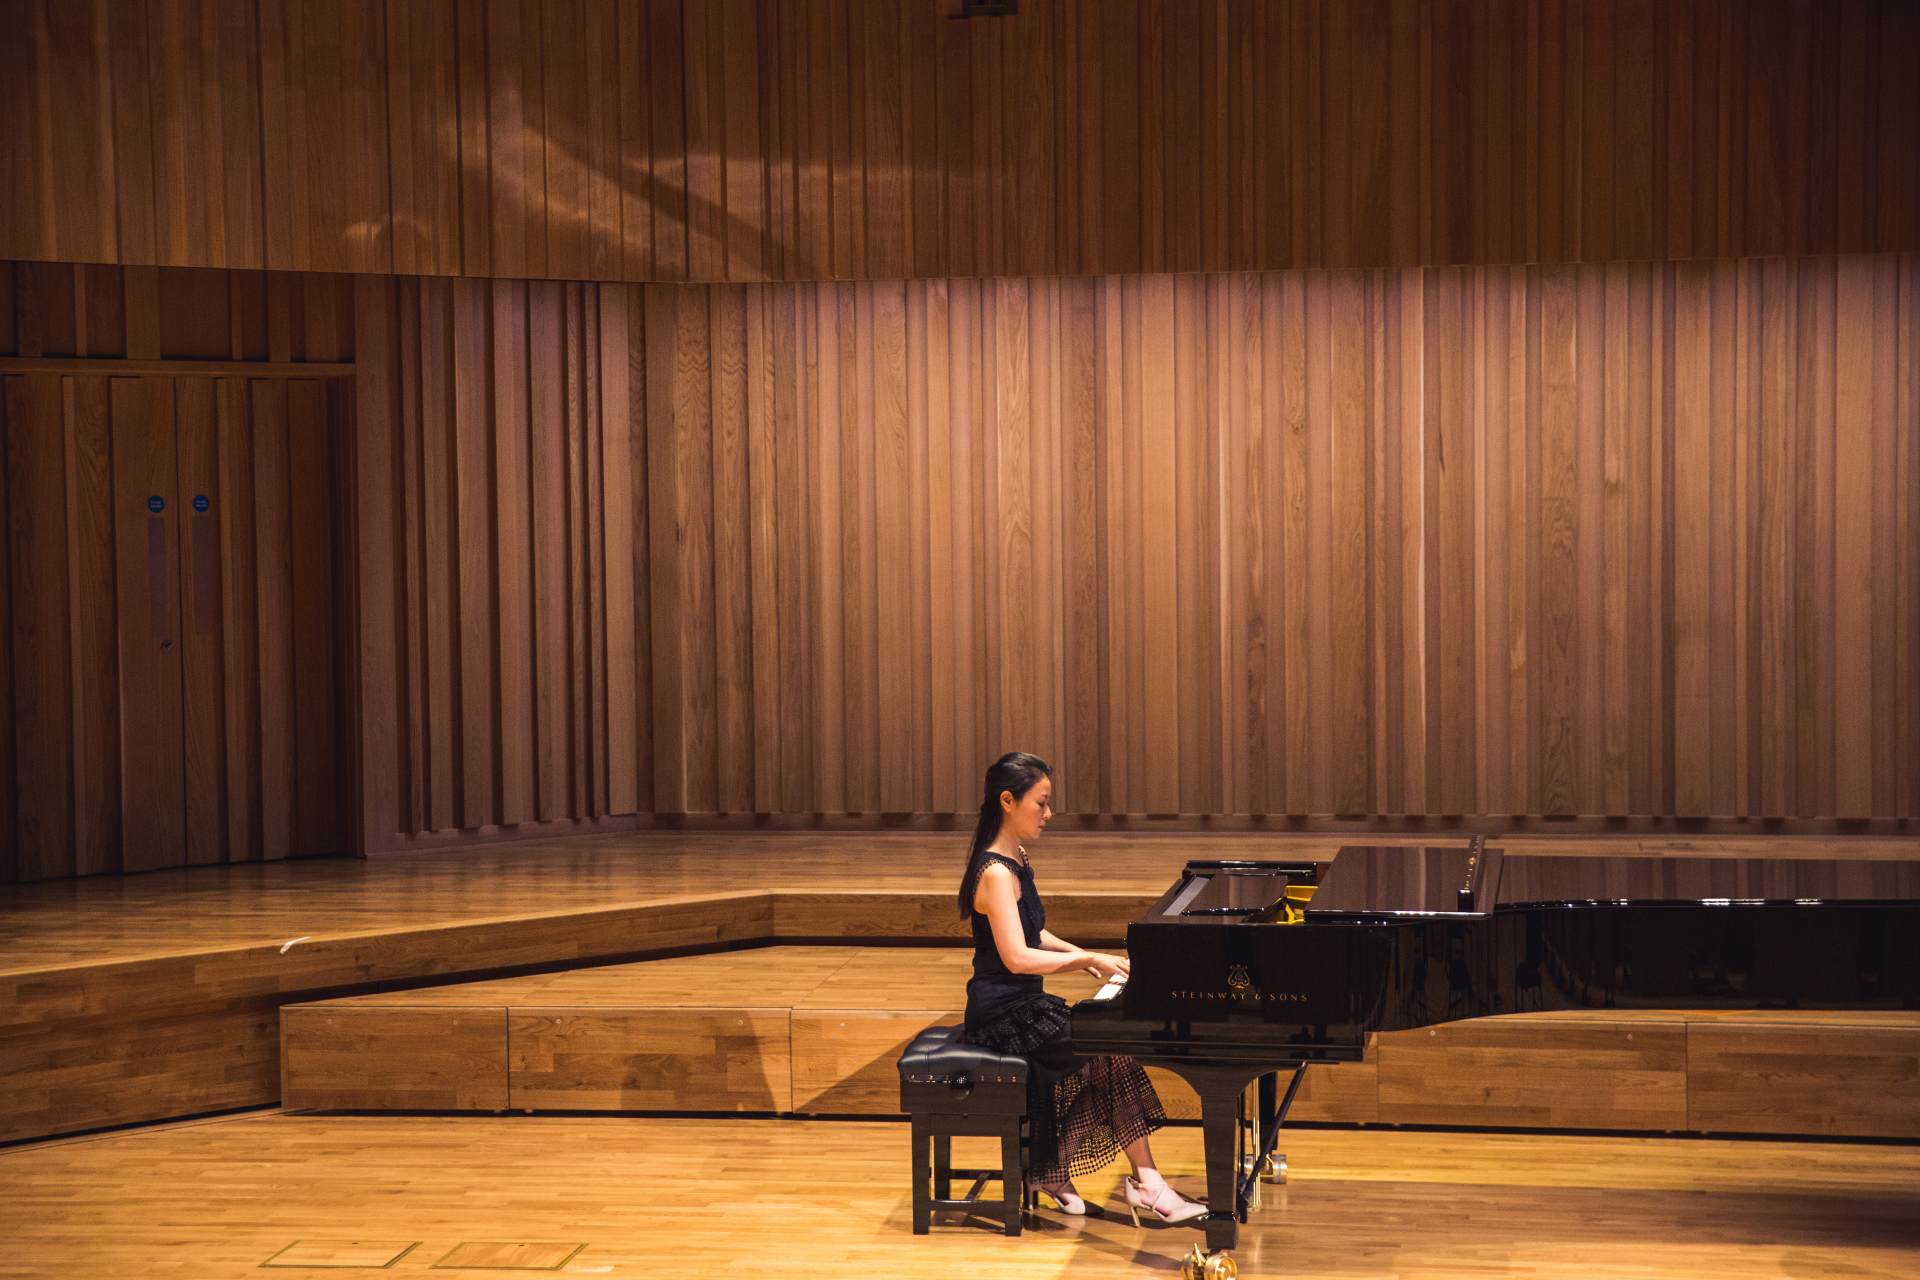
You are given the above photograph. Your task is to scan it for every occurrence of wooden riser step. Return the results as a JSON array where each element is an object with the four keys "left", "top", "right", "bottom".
[{"left": 281, "top": 945, "right": 1920, "bottom": 1138}]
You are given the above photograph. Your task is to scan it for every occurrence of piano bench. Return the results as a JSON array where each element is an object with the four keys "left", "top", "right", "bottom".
[{"left": 897, "top": 1024, "right": 1032, "bottom": 1238}]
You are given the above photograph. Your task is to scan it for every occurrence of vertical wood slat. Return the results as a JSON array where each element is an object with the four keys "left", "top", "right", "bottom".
[
  {"left": 416, "top": 281, "right": 458, "bottom": 831},
  {"left": 286, "top": 378, "right": 338, "bottom": 853},
  {"left": 0, "top": 373, "right": 11, "bottom": 884},
  {"left": 213, "top": 374, "right": 260, "bottom": 858},
  {"left": 5, "top": 374, "right": 76, "bottom": 877},
  {"left": 709, "top": 285, "right": 753, "bottom": 811},
  {"left": 527, "top": 281, "right": 567, "bottom": 821},
  {"left": 63, "top": 376, "right": 120, "bottom": 875},
  {"left": 450, "top": 279, "right": 495, "bottom": 829},
  {"left": 599, "top": 284, "right": 638, "bottom": 815},
  {"left": 348, "top": 279, "right": 399, "bottom": 848},
  {"left": 743, "top": 285, "right": 781, "bottom": 811},
  {"left": 492, "top": 279, "right": 534, "bottom": 825},
  {"left": 640, "top": 284, "right": 684, "bottom": 814},
  {"left": 571, "top": 285, "right": 596, "bottom": 818},
  {"left": 250, "top": 377, "right": 296, "bottom": 858}
]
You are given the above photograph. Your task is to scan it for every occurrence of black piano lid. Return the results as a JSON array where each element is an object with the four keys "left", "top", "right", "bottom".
[
  {"left": 1300, "top": 845, "right": 1920, "bottom": 918},
  {"left": 1302, "top": 844, "right": 1487, "bottom": 919},
  {"left": 1492, "top": 852, "right": 1920, "bottom": 909}
]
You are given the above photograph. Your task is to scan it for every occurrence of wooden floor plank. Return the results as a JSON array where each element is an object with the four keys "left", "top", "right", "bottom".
[{"left": 1, "top": 1112, "right": 1915, "bottom": 1279}]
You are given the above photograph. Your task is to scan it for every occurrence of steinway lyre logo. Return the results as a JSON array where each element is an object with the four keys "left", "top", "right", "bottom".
[{"left": 1227, "top": 964, "right": 1251, "bottom": 991}]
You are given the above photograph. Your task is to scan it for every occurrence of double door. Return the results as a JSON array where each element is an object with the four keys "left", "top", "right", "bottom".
[{"left": 1, "top": 371, "right": 345, "bottom": 879}]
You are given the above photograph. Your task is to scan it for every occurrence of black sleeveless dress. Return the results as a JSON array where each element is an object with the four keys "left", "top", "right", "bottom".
[{"left": 957, "top": 850, "right": 1167, "bottom": 1183}]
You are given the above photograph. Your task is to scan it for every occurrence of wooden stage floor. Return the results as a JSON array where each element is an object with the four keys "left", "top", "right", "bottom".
[
  {"left": 6, "top": 830, "right": 1920, "bottom": 1143},
  {"left": 9, "top": 829, "right": 1919, "bottom": 972},
  {"left": 1, "top": 830, "right": 1210, "bottom": 973},
  {"left": 2, "top": 831, "right": 1194, "bottom": 1141},
  {"left": 3, "top": 1109, "right": 1917, "bottom": 1279}
]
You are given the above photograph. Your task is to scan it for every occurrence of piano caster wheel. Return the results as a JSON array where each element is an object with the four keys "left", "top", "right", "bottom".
[
  {"left": 1259, "top": 1153, "right": 1287, "bottom": 1184},
  {"left": 1180, "top": 1244, "right": 1238, "bottom": 1280}
]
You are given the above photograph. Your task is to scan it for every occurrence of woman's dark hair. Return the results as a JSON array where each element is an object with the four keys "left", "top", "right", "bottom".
[{"left": 956, "top": 751, "right": 1053, "bottom": 917}]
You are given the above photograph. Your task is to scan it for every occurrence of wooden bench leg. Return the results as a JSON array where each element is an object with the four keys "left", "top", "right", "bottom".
[
  {"left": 1000, "top": 1125, "right": 1022, "bottom": 1237},
  {"left": 933, "top": 1133, "right": 951, "bottom": 1201},
  {"left": 911, "top": 1114, "right": 931, "bottom": 1235}
]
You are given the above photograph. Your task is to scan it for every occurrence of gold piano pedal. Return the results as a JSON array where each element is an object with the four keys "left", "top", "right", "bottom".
[
  {"left": 1181, "top": 1244, "right": 1238, "bottom": 1280},
  {"left": 1259, "top": 1152, "right": 1287, "bottom": 1184}
]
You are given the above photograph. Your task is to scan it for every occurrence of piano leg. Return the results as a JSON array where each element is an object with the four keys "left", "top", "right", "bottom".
[
  {"left": 1160, "top": 1061, "right": 1310, "bottom": 1257},
  {"left": 1198, "top": 1089, "right": 1242, "bottom": 1255},
  {"left": 1157, "top": 1063, "right": 1262, "bottom": 1254}
]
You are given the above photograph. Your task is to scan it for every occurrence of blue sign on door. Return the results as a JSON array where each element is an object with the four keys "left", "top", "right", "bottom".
[
  {"left": 193, "top": 494, "right": 210, "bottom": 513},
  {"left": 147, "top": 495, "right": 165, "bottom": 513}
]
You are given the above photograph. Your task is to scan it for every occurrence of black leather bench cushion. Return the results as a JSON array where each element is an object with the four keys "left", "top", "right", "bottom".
[
  {"left": 898, "top": 1024, "right": 1028, "bottom": 1115},
  {"left": 898, "top": 1025, "right": 1028, "bottom": 1084}
]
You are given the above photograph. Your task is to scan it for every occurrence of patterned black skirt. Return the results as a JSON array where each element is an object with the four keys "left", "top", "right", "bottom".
[{"left": 959, "top": 990, "right": 1167, "bottom": 1182}]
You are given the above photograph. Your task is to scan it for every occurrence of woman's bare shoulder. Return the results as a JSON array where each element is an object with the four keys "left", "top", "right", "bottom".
[{"left": 972, "top": 858, "right": 1021, "bottom": 904}]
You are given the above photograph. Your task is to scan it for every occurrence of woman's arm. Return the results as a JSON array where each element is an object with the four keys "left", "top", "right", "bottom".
[
  {"left": 1043, "top": 927, "right": 1130, "bottom": 977},
  {"left": 976, "top": 866, "right": 1128, "bottom": 979}
]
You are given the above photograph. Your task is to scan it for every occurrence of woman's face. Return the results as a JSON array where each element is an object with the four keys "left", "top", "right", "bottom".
[{"left": 1000, "top": 775, "right": 1054, "bottom": 844}]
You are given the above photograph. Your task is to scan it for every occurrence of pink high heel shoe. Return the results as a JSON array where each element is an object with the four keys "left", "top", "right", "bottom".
[
  {"left": 1121, "top": 1174, "right": 1207, "bottom": 1226},
  {"left": 1035, "top": 1181, "right": 1086, "bottom": 1215}
]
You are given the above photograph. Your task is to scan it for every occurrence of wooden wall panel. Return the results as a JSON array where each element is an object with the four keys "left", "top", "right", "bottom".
[
  {"left": 0, "top": 261, "right": 357, "bottom": 364},
  {"left": 508, "top": 1008, "right": 793, "bottom": 1113},
  {"left": 348, "top": 276, "right": 649, "bottom": 840},
  {"left": 5, "top": 0, "right": 1918, "bottom": 280},
  {"left": 280, "top": 1005, "right": 508, "bottom": 1112},
  {"left": 1, "top": 270, "right": 351, "bottom": 880},
  {"left": 338, "top": 254, "right": 1920, "bottom": 843},
  {"left": 583, "top": 259, "right": 1915, "bottom": 828},
  {"left": 1377, "top": 1019, "right": 1691, "bottom": 1131},
  {"left": 4, "top": 373, "right": 72, "bottom": 879},
  {"left": 1687, "top": 1020, "right": 1920, "bottom": 1139},
  {"left": 7, "top": 252, "right": 1918, "bottom": 866}
]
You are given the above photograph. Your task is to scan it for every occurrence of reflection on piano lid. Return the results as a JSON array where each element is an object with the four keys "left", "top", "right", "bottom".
[
  {"left": 1155, "top": 862, "right": 1321, "bottom": 918},
  {"left": 1300, "top": 842, "right": 1493, "bottom": 918}
]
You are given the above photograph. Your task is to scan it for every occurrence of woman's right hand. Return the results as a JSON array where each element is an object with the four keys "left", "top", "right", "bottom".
[{"left": 1083, "top": 952, "right": 1130, "bottom": 981}]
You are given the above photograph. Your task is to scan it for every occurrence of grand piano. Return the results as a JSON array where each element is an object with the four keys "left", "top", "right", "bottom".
[{"left": 1069, "top": 839, "right": 1920, "bottom": 1276}]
